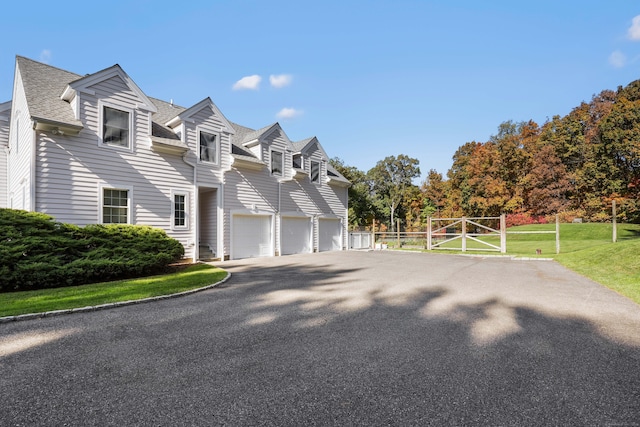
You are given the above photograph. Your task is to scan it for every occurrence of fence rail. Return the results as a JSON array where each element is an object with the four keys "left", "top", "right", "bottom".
[{"left": 365, "top": 214, "right": 561, "bottom": 254}]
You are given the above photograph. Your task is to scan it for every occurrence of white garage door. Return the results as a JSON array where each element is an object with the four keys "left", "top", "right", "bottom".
[
  {"left": 319, "top": 218, "right": 342, "bottom": 252},
  {"left": 232, "top": 214, "right": 272, "bottom": 259},
  {"left": 281, "top": 216, "right": 312, "bottom": 255}
]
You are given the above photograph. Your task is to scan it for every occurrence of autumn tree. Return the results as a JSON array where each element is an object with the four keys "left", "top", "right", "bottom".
[
  {"left": 367, "top": 154, "right": 421, "bottom": 231},
  {"left": 421, "top": 169, "right": 448, "bottom": 218},
  {"left": 524, "top": 145, "right": 573, "bottom": 216}
]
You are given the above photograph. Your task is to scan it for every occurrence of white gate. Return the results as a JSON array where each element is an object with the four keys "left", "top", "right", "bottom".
[{"left": 427, "top": 216, "right": 506, "bottom": 253}]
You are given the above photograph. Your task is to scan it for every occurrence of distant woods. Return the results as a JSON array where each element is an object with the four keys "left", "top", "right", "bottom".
[{"left": 331, "top": 79, "right": 640, "bottom": 230}]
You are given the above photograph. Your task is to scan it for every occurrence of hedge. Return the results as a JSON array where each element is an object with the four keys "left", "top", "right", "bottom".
[{"left": 0, "top": 209, "right": 184, "bottom": 292}]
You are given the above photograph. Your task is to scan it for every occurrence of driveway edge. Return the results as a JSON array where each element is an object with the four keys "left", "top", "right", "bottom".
[{"left": 0, "top": 272, "right": 232, "bottom": 324}]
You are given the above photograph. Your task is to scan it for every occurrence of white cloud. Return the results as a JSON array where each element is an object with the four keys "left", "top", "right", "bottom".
[
  {"left": 39, "top": 49, "right": 52, "bottom": 64},
  {"left": 269, "top": 74, "right": 293, "bottom": 88},
  {"left": 276, "top": 107, "right": 303, "bottom": 119},
  {"left": 628, "top": 15, "right": 640, "bottom": 40},
  {"left": 609, "top": 50, "right": 626, "bottom": 68},
  {"left": 232, "top": 75, "right": 262, "bottom": 90}
]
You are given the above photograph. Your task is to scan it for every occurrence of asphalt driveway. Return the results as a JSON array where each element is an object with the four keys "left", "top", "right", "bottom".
[{"left": 1, "top": 251, "right": 639, "bottom": 426}]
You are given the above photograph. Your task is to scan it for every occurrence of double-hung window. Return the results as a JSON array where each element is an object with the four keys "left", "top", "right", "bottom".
[
  {"left": 310, "top": 161, "right": 320, "bottom": 183},
  {"left": 199, "top": 131, "right": 218, "bottom": 164},
  {"left": 271, "top": 150, "right": 283, "bottom": 176},
  {"left": 172, "top": 191, "right": 189, "bottom": 230},
  {"left": 102, "top": 188, "right": 130, "bottom": 224},
  {"left": 103, "top": 106, "right": 130, "bottom": 148}
]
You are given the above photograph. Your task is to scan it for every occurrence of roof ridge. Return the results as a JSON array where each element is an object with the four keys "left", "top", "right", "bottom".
[{"left": 16, "top": 55, "right": 83, "bottom": 79}]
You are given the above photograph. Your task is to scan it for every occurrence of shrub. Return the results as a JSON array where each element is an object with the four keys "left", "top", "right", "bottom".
[
  {"left": 505, "top": 213, "right": 549, "bottom": 228},
  {"left": 0, "top": 209, "right": 184, "bottom": 292}
]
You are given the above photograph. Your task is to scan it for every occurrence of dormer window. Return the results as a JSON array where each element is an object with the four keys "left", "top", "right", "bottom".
[
  {"left": 292, "top": 154, "right": 303, "bottom": 169},
  {"left": 271, "top": 150, "right": 283, "bottom": 176},
  {"left": 103, "top": 106, "right": 130, "bottom": 148},
  {"left": 311, "top": 161, "right": 320, "bottom": 183},
  {"left": 199, "top": 130, "right": 218, "bottom": 164}
]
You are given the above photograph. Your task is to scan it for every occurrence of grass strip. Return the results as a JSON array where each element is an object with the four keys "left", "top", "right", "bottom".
[
  {"left": 555, "top": 239, "right": 640, "bottom": 306},
  {"left": 0, "top": 264, "right": 227, "bottom": 317}
]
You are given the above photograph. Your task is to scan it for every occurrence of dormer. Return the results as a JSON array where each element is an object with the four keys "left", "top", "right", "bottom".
[
  {"left": 293, "top": 136, "right": 350, "bottom": 187},
  {"left": 60, "top": 64, "right": 157, "bottom": 151},
  {"left": 165, "top": 97, "right": 234, "bottom": 164},
  {"left": 61, "top": 64, "right": 157, "bottom": 117}
]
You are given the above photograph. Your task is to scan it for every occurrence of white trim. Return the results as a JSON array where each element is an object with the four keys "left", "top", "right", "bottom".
[
  {"left": 270, "top": 148, "right": 284, "bottom": 177},
  {"left": 310, "top": 160, "right": 321, "bottom": 184},
  {"left": 62, "top": 65, "right": 158, "bottom": 113},
  {"left": 229, "top": 209, "right": 275, "bottom": 260},
  {"left": 280, "top": 213, "right": 314, "bottom": 255},
  {"left": 171, "top": 189, "right": 190, "bottom": 231},
  {"left": 197, "top": 127, "right": 220, "bottom": 165},
  {"left": 98, "top": 182, "right": 134, "bottom": 224},
  {"left": 98, "top": 101, "right": 134, "bottom": 152}
]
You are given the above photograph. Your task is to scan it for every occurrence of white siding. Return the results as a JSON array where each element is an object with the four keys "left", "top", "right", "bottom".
[
  {"left": 34, "top": 74, "right": 194, "bottom": 249},
  {"left": 188, "top": 105, "right": 228, "bottom": 187},
  {"left": 223, "top": 167, "right": 278, "bottom": 257},
  {"left": 199, "top": 189, "right": 218, "bottom": 255},
  {"left": 8, "top": 68, "right": 33, "bottom": 210},
  {"left": 0, "top": 110, "right": 9, "bottom": 207},
  {"left": 280, "top": 144, "right": 348, "bottom": 250}
]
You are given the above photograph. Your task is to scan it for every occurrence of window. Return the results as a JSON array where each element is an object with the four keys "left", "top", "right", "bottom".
[
  {"left": 199, "top": 130, "right": 218, "bottom": 163},
  {"left": 102, "top": 188, "right": 129, "bottom": 224},
  {"left": 292, "top": 154, "right": 303, "bottom": 169},
  {"left": 311, "top": 161, "right": 320, "bottom": 183},
  {"left": 271, "top": 150, "right": 283, "bottom": 176},
  {"left": 172, "top": 191, "right": 189, "bottom": 230},
  {"left": 103, "top": 106, "right": 130, "bottom": 148}
]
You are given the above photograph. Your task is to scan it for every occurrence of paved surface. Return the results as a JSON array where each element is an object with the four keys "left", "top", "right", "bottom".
[{"left": 1, "top": 251, "right": 639, "bottom": 426}]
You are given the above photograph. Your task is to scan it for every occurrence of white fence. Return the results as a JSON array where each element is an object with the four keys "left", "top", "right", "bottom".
[
  {"left": 370, "top": 214, "right": 561, "bottom": 254},
  {"left": 349, "top": 232, "right": 372, "bottom": 250}
]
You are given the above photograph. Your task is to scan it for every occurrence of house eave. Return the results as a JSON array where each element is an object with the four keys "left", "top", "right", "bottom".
[
  {"left": 292, "top": 168, "right": 308, "bottom": 180},
  {"left": 326, "top": 177, "right": 351, "bottom": 188},
  {"left": 231, "top": 155, "right": 265, "bottom": 171},
  {"left": 33, "top": 118, "right": 83, "bottom": 136},
  {"left": 242, "top": 138, "right": 260, "bottom": 148},
  {"left": 150, "top": 136, "right": 189, "bottom": 154}
]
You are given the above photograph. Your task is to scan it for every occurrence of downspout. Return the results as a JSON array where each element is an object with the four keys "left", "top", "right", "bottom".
[
  {"left": 3, "top": 146, "right": 9, "bottom": 208},
  {"left": 30, "top": 127, "right": 36, "bottom": 211},
  {"left": 277, "top": 180, "right": 281, "bottom": 256},
  {"left": 182, "top": 151, "right": 198, "bottom": 262}
]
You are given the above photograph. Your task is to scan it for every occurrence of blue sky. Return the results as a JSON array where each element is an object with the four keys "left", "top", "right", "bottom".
[{"left": 2, "top": 1, "right": 640, "bottom": 179}]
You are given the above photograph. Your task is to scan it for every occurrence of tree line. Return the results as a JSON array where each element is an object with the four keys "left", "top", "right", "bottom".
[{"left": 332, "top": 79, "right": 640, "bottom": 231}]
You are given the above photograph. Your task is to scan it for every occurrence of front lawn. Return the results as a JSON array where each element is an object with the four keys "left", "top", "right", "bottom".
[{"left": 0, "top": 263, "right": 227, "bottom": 318}]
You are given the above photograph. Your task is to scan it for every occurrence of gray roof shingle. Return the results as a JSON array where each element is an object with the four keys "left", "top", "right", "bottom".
[{"left": 17, "top": 56, "right": 82, "bottom": 127}]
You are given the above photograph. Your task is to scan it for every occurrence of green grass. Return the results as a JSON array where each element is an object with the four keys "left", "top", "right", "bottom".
[
  {"left": 555, "top": 239, "right": 640, "bottom": 305},
  {"left": 389, "top": 223, "right": 640, "bottom": 305},
  {"left": 0, "top": 264, "right": 227, "bottom": 317}
]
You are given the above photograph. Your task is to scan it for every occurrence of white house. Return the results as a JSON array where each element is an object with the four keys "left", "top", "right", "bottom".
[{"left": 0, "top": 56, "right": 350, "bottom": 261}]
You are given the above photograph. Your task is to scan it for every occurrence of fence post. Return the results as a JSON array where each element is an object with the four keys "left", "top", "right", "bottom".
[
  {"left": 555, "top": 214, "right": 560, "bottom": 254},
  {"left": 612, "top": 200, "right": 617, "bottom": 243},
  {"left": 500, "top": 214, "right": 506, "bottom": 253},
  {"left": 462, "top": 216, "right": 467, "bottom": 252},
  {"left": 372, "top": 219, "right": 376, "bottom": 250},
  {"left": 427, "top": 216, "right": 432, "bottom": 250},
  {"left": 397, "top": 219, "right": 401, "bottom": 249}
]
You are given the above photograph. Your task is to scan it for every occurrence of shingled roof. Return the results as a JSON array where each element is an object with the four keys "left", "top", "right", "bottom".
[
  {"left": 16, "top": 56, "right": 82, "bottom": 128},
  {"left": 10, "top": 56, "right": 349, "bottom": 184}
]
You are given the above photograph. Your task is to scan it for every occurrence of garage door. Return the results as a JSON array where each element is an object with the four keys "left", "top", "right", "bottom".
[
  {"left": 232, "top": 214, "right": 272, "bottom": 259},
  {"left": 281, "top": 216, "right": 312, "bottom": 255},
  {"left": 319, "top": 218, "right": 342, "bottom": 252}
]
